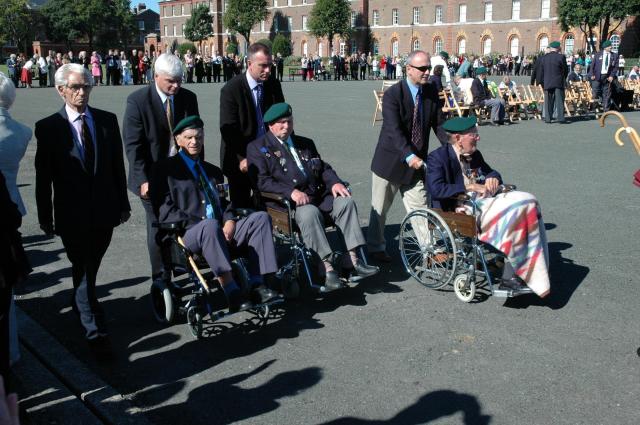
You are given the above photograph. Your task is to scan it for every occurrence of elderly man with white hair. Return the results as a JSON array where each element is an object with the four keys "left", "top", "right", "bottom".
[
  {"left": 123, "top": 53, "right": 200, "bottom": 286},
  {"left": 0, "top": 71, "right": 32, "bottom": 372},
  {"left": 5, "top": 55, "right": 18, "bottom": 87},
  {"left": 35, "top": 63, "right": 130, "bottom": 357}
]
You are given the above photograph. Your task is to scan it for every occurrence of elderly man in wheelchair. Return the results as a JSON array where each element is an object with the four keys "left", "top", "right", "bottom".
[
  {"left": 247, "top": 103, "right": 379, "bottom": 291},
  {"left": 150, "top": 116, "right": 279, "bottom": 314},
  {"left": 399, "top": 116, "right": 550, "bottom": 301}
]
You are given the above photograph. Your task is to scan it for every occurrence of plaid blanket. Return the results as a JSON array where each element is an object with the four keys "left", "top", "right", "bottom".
[{"left": 476, "top": 191, "right": 550, "bottom": 297}]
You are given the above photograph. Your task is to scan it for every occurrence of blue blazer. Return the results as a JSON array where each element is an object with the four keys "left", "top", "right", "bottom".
[
  {"left": 247, "top": 132, "right": 341, "bottom": 212},
  {"left": 426, "top": 144, "right": 501, "bottom": 211},
  {"left": 589, "top": 51, "right": 619, "bottom": 80}
]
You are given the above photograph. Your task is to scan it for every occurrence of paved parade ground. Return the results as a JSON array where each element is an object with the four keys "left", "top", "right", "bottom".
[{"left": 8, "top": 79, "right": 640, "bottom": 424}]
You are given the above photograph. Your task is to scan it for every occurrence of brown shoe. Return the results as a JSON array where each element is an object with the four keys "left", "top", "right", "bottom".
[{"left": 370, "top": 251, "right": 392, "bottom": 263}]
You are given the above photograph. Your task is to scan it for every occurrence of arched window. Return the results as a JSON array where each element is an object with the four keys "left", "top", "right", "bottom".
[
  {"left": 413, "top": 38, "right": 420, "bottom": 51},
  {"left": 482, "top": 37, "right": 492, "bottom": 55},
  {"left": 434, "top": 37, "right": 443, "bottom": 55},
  {"left": 510, "top": 36, "right": 519, "bottom": 57},
  {"left": 564, "top": 34, "right": 574, "bottom": 54},
  {"left": 339, "top": 41, "right": 346, "bottom": 56},
  {"left": 538, "top": 35, "right": 549, "bottom": 51},
  {"left": 301, "top": 41, "right": 307, "bottom": 56},
  {"left": 318, "top": 42, "right": 323, "bottom": 57},
  {"left": 391, "top": 39, "right": 399, "bottom": 56},
  {"left": 373, "top": 40, "right": 379, "bottom": 55},
  {"left": 610, "top": 34, "right": 621, "bottom": 52},
  {"left": 458, "top": 37, "right": 466, "bottom": 55}
]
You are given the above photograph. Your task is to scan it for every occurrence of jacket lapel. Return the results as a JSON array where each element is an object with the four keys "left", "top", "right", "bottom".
[
  {"left": 150, "top": 85, "right": 170, "bottom": 139},
  {"left": 241, "top": 74, "right": 257, "bottom": 124},
  {"left": 57, "top": 107, "right": 85, "bottom": 171},
  {"left": 447, "top": 145, "right": 463, "bottom": 185},
  {"left": 88, "top": 106, "right": 103, "bottom": 176}
]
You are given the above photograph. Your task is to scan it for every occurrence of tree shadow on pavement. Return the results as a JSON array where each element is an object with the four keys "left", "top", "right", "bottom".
[
  {"left": 503, "top": 240, "right": 589, "bottom": 310},
  {"left": 322, "top": 389, "right": 491, "bottom": 424},
  {"left": 139, "top": 360, "right": 323, "bottom": 425}
]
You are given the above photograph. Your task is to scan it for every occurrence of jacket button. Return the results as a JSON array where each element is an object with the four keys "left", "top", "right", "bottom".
[
  {"left": 284, "top": 168, "right": 287, "bottom": 172},
  {"left": 201, "top": 216, "right": 205, "bottom": 220},
  {"left": 293, "top": 179, "right": 297, "bottom": 183},
  {"left": 201, "top": 200, "right": 205, "bottom": 204}
]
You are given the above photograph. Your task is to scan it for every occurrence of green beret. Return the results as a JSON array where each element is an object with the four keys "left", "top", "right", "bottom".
[
  {"left": 476, "top": 66, "right": 487, "bottom": 74},
  {"left": 601, "top": 40, "right": 612, "bottom": 48},
  {"left": 442, "top": 116, "right": 477, "bottom": 134},
  {"left": 549, "top": 41, "right": 561, "bottom": 49},
  {"left": 263, "top": 102, "right": 293, "bottom": 124},
  {"left": 440, "top": 51, "right": 449, "bottom": 60},
  {"left": 173, "top": 115, "right": 204, "bottom": 136}
]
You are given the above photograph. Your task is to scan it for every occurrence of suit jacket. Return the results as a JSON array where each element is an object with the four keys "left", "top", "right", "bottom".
[
  {"left": 34, "top": 106, "right": 130, "bottom": 235},
  {"left": 0, "top": 108, "right": 32, "bottom": 215},
  {"left": 426, "top": 144, "right": 502, "bottom": 211},
  {"left": 219, "top": 73, "right": 284, "bottom": 177},
  {"left": 470, "top": 78, "right": 492, "bottom": 103},
  {"left": 530, "top": 56, "right": 544, "bottom": 85},
  {"left": 539, "top": 51, "right": 568, "bottom": 90},
  {"left": 370, "top": 80, "right": 439, "bottom": 186},
  {"left": 247, "top": 132, "right": 341, "bottom": 212},
  {"left": 567, "top": 71, "right": 583, "bottom": 83},
  {"left": 123, "top": 84, "right": 199, "bottom": 193},
  {"left": 150, "top": 154, "right": 235, "bottom": 229},
  {"left": 589, "top": 51, "right": 619, "bottom": 80}
]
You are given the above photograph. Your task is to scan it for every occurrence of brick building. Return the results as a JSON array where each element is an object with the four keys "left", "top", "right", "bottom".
[{"left": 158, "top": 0, "right": 637, "bottom": 58}]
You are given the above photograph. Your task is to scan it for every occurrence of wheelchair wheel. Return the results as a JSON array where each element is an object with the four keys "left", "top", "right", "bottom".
[
  {"left": 150, "top": 279, "right": 176, "bottom": 324},
  {"left": 399, "top": 209, "right": 457, "bottom": 289},
  {"left": 453, "top": 274, "right": 475, "bottom": 303},
  {"left": 255, "top": 304, "right": 270, "bottom": 323},
  {"left": 187, "top": 305, "right": 203, "bottom": 339},
  {"left": 280, "top": 269, "right": 301, "bottom": 299}
]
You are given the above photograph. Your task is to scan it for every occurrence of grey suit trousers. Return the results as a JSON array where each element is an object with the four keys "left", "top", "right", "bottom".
[
  {"left": 294, "top": 196, "right": 366, "bottom": 260},
  {"left": 182, "top": 212, "right": 278, "bottom": 277}
]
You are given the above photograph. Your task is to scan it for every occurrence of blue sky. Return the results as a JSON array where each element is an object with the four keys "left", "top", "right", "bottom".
[{"left": 143, "top": 1, "right": 159, "bottom": 12}]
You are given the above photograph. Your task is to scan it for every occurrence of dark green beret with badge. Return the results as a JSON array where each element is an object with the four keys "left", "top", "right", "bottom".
[
  {"left": 173, "top": 115, "right": 204, "bottom": 135},
  {"left": 440, "top": 51, "right": 449, "bottom": 60},
  {"left": 549, "top": 41, "right": 561, "bottom": 49},
  {"left": 442, "top": 116, "right": 477, "bottom": 134},
  {"left": 263, "top": 102, "right": 293, "bottom": 124},
  {"left": 601, "top": 40, "right": 612, "bottom": 48}
]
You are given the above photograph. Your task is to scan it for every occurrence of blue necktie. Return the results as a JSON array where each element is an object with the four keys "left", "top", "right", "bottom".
[{"left": 255, "top": 84, "right": 265, "bottom": 137}]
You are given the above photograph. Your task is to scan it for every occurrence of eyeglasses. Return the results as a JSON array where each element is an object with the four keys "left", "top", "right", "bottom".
[
  {"left": 409, "top": 64, "right": 432, "bottom": 72},
  {"left": 66, "top": 84, "right": 92, "bottom": 92}
]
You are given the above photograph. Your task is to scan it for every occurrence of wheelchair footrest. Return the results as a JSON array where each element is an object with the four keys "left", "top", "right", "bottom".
[{"left": 493, "top": 287, "right": 534, "bottom": 298}]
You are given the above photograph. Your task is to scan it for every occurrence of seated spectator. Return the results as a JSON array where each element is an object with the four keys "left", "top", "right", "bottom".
[
  {"left": 567, "top": 64, "right": 585, "bottom": 83},
  {"left": 498, "top": 76, "right": 516, "bottom": 91},
  {"left": 151, "top": 116, "right": 278, "bottom": 313},
  {"left": 247, "top": 103, "right": 378, "bottom": 289},
  {"left": 470, "top": 67, "right": 507, "bottom": 126},
  {"left": 426, "top": 117, "right": 550, "bottom": 297},
  {"left": 628, "top": 65, "right": 639, "bottom": 81}
]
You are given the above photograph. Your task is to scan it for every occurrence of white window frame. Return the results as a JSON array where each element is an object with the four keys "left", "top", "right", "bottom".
[
  {"left": 458, "top": 38, "right": 466, "bottom": 54},
  {"left": 339, "top": 41, "right": 346, "bottom": 56},
  {"left": 435, "top": 6, "right": 443, "bottom": 24},
  {"left": 302, "top": 16, "right": 307, "bottom": 31},
  {"left": 413, "top": 39, "right": 420, "bottom": 51},
  {"left": 512, "top": 1, "right": 520, "bottom": 20},
  {"left": 610, "top": 34, "right": 621, "bottom": 53},
  {"left": 372, "top": 10, "right": 379, "bottom": 27},
  {"left": 392, "top": 9, "right": 399, "bottom": 26},
  {"left": 287, "top": 16, "right": 293, "bottom": 31},
  {"left": 459, "top": 4, "right": 466, "bottom": 23},
  {"left": 510, "top": 36, "right": 519, "bottom": 56},
  {"left": 483, "top": 37, "right": 492, "bottom": 55},
  {"left": 138, "top": 21, "right": 145, "bottom": 30},
  {"left": 541, "top": 0, "right": 550, "bottom": 19},
  {"left": 392, "top": 39, "right": 399, "bottom": 56},
  {"left": 434, "top": 37, "right": 443, "bottom": 54},
  {"left": 351, "top": 11, "right": 356, "bottom": 27},
  {"left": 164, "top": 25, "right": 168, "bottom": 37},
  {"left": 539, "top": 35, "right": 549, "bottom": 51},
  {"left": 172, "top": 24, "right": 176, "bottom": 36},
  {"left": 413, "top": 7, "right": 420, "bottom": 25},
  {"left": 564, "top": 35, "right": 575, "bottom": 54},
  {"left": 484, "top": 2, "right": 492, "bottom": 22}
]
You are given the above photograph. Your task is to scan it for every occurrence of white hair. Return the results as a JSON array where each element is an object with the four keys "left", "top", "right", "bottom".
[
  {"left": 0, "top": 72, "right": 16, "bottom": 110},
  {"left": 154, "top": 53, "right": 183, "bottom": 79},
  {"left": 54, "top": 63, "right": 93, "bottom": 87}
]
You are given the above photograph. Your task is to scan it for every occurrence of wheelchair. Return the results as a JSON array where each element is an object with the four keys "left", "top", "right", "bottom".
[
  {"left": 260, "top": 190, "right": 373, "bottom": 298},
  {"left": 398, "top": 184, "right": 533, "bottom": 303},
  {"left": 149, "top": 210, "right": 283, "bottom": 339}
]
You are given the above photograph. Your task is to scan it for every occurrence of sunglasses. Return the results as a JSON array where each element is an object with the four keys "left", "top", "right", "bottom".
[{"left": 409, "top": 64, "right": 432, "bottom": 72}]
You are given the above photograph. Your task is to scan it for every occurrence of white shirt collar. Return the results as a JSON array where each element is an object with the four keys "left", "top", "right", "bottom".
[
  {"left": 246, "top": 71, "right": 261, "bottom": 91},
  {"left": 65, "top": 104, "right": 92, "bottom": 122},
  {"left": 155, "top": 83, "right": 172, "bottom": 104}
]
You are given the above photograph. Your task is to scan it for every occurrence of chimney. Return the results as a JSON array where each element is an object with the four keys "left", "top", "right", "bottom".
[{"left": 138, "top": 3, "right": 146, "bottom": 12}]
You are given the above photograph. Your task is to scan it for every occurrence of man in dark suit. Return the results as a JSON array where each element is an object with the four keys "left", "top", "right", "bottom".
[
  {"left": 220, "top": 42, "right": 285, "bottom": 209},
  {"left": 589, "top": 40, "right": 619, "bottom": 111},
  {"left": 470, "top": 66, "right": 506, "bottom": 125},
  {"left": 151, "top": 116, "right": 278, "bottom": 312},
  {"left": 275, "top": 53, "right": 284, "bottom": 82},
  {"left": 123, "top": 53, "right": 199, "bottom": 284},
  {"left": 35, "top": 64, "right": 130, "bottom": 354},
  {"left": 567, "top": 64, "right": 584, "bottom": 83},
  {"left": 247, "top": 103, "right": 378, "bottom": 288},
  {"left": 539, "top": 41, "right": 568, "bottom": 124},
  {"left": 367, "top": 50, "right": 439, "bottom": 262}
]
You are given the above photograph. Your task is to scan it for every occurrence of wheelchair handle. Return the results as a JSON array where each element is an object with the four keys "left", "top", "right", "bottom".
[{"left": 497, "top": 184, "right": 516, "bottom": 194}]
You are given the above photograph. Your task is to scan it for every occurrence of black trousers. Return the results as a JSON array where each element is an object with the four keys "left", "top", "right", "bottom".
[
  {"left": 141, "top": 198, "right": 165, "bottom": 279},
  {"left": 213, "top": 65, "right": 221, "bottom": 82},
  {"left": 60, "top": 227, "right": 113, "bottom": 339},
  {"left": 0, "top": 285, "right": 11, "bottom": 391}
]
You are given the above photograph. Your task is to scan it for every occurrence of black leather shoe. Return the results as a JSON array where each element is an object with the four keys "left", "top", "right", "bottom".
[
  {"left": 324, "top": 271, "right": 346, "bottom": 290},
  {"left": 228, "top": 290, "right": 254, "bottom": 313},
  {"left": 498, "top": 277, "right": 527, "bottom": 291},
  {"left": 251, "top": 285, "right": 279, "bottom": 304},
  {"left": 350, "top": 260, "right": 379, "bottom": 280}
]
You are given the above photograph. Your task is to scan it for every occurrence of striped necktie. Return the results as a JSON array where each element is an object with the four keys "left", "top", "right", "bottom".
[{"left": 411, "top": 88, "right": 423, "bottom": 150}]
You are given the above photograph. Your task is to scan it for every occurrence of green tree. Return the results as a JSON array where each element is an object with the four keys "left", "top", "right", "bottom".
[
  {"left": 558, "top": 0, "right": 640, "bottom": 52},
  {"left": 223, "top": 0, "right": 268, "bottom": 51},
  {"left": 308, "top": 0, "right": 351, "bottom": 56},
  {"left": 184, "top": 3, "right": 213, "bottom": 52},
  {"left": 0, "top": 0, "right": 33, "bottom": 52},
  {"left": 272, "top": 33, "right": 291, "bottom": 57}
]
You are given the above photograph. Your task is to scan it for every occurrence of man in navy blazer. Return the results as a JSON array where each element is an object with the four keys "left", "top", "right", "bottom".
[
  {"left": 247, "top": 103, "right": 378, "bottom": 289},
  {"left": 589, "top": 40, "right": 619, "bottom": 111},
  {"left": 367, "top": 50, "right": 439, "bottom": 262},
  {"left": 35, "top": 64, "right": 130, "bottom": 354},
  {"left": 220, "top": 43, "right": 285, "bottom": 209},
  {"left": 538, "top": 41, "right": 568, "bottom": 123},
  {"left": 151, "top": 116, "right": 278, "bottom": 312},
  {"left": 123, "top": 53, "right": 199, "bottom": 284}
]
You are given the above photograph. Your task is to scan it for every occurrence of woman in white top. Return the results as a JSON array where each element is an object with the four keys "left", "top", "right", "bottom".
[
  {"left": 618, "top": 55, "right": 625, "bottom": 75},
  {"left": 372, "top": 57, "right": 379, "bottom": 79}
]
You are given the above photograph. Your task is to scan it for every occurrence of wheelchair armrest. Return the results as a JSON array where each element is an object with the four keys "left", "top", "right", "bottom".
[
  {"left": 232, "top": 208, "right": 254, "bottom": 219},
  {"left": 455, "top": 193, "right": 471, "bottom": 202},
  {"left": 260, "top": 191, "right": 291, "bottom": 208},
  {"left": 152, "top": 221, "right": 186, "bottom": 232}
]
